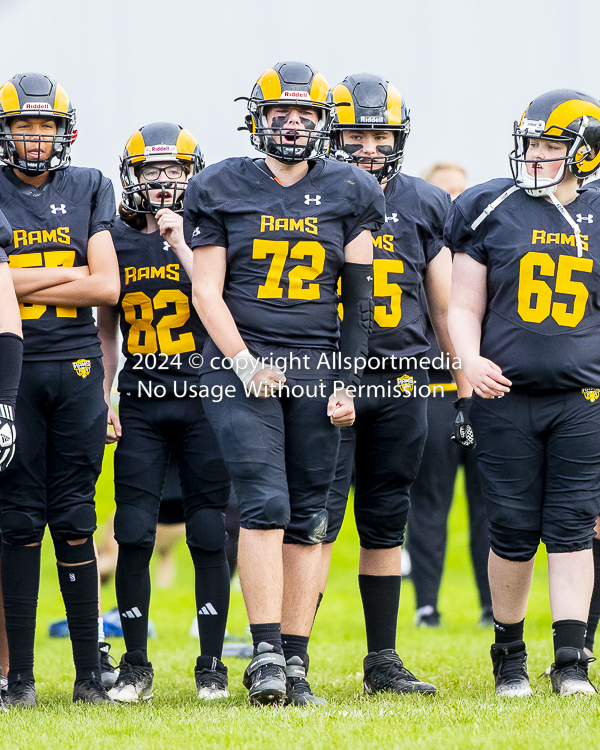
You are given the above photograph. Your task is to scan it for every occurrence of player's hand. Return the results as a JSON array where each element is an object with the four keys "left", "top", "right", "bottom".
[
  {"left": 247, "top": 367, "right": 286, "bottom": 398},
  {"left": 327, "top": 387, "right": 355, "bottom": 426},
  {"left": 106, "top": 405, "right": 121, "bottom": 444},
  {"left": 462, "top": 355, "right": 511, "bottom": 399},
  {"left": 156, "top": 209, "right": 185, "bottom": 252},
  {"left": 0, "top": 404, "right": 16, "bottom": 471},
  {"left": 451, "top": 397, "right": 476, "bottom": 450}
]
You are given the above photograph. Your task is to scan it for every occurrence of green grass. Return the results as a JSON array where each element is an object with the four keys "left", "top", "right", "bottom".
[{"left": 3, "top": 446, "right": 595, "bottom": 749}]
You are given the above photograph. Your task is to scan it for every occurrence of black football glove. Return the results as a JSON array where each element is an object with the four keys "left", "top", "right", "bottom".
[
  {"left": 0, "top": 404, "right": 16, "bottom": 471},
  {"left": 451, "top": 397, "right": 476, "bottom": 450}
]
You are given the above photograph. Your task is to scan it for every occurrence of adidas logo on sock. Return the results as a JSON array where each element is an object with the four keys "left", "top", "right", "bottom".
[
  {"left": 198, "top": 603, "right": 218, "bottom": 615},
  {"left": 121, "top": 607, "right": 143, "bottom": 619}
]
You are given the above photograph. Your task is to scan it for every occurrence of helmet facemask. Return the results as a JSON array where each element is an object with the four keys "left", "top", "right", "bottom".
[
  {"left": 330, "top": 125, "right": 409, "bottom": 184},
  {"left": 1, "top": 114, "right": 75, "bottom": 175},
  {"left": 121, "top": 156, "right": 192, "bottom": 214}
]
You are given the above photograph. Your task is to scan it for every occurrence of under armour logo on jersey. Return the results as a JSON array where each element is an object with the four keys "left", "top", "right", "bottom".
[
  {"left": 198, "top": 603, "right": 218, "bottom": 615},
  {"left": 577, "top": 213, "right": 594, "bottom": 223},
  {"left": 122, "top": 607, "right": 143, "bottom": 619},
  {"left": 386, "top": 213, "right": 399, "bottom": 222},
  {"left": 163, "top": 241, "right": 170, "bottom": 252},
  {"left": 192, "top": 227, "right": 201, "bottom": 237},
  {"left": 304, "top": 194, "right": 321, "bottom": 205},
  {"left": 50, "top": 203, "right": 67, "bottom": 214},
  {"left": 367, "top": 276, "right": 373, "bottom": 281}
]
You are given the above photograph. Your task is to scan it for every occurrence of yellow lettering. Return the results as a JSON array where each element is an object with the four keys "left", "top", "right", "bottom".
[
  {"left": 372, "top": 236, "right": 383, "bottom": 249},
  {"left": 561, "top": 233, "right": 575, "bottom": 246},
  {"left": 532, "top": 230, "right": 546, "bottom": 245},
  {"left": 275, "top": 218, "right": 289, "bottom": 231},
  {"left": 546, "top": 233, "right": 560, "bottom": 244},
  {"left": 290, "top": 218, "right": 304, "bottom": 232},
  {"left": 383, "top": 235, "right": 394, "bottom": 253},
  {"left": 260, "top": 215, "right": 274, "bottom": 232},
  {"left": 28, "top": 230, "right": 42, "bottom": 245},
  {"left": 582, "top": 234, "right": 589, "bottom": 252},
  {"left": 151, "top": 267, "right": 166, "bottom": 279},
  {"left": 304, "top": 217, "right": 318, "bottom": 235},
  {"left": 166, "top": 263, "right": 179, "bottom": 281},
  {"left": 57, "top": 227, "right": 70, "bottom": 245},
  {"left": 13, "top": 229, "right": 27, "bottom": 248},
  {"left": 124, "top": 267, "right": 137, "bottom": 285},
  {"left": 42, "top": 229, "right": 57, "bottom": 243},
  {"left": 138, "top": 267, "right": 150, "bottom": 280}
]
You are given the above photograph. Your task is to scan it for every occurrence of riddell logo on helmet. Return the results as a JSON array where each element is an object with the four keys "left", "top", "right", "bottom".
[
  {"left": 23, "top": 102, "right": 51, "bottom": 110},
  {"left": 281, "top": 91, "right": 309, "bottom": 99},
  {"left": 145, "top": 145, "right": 177, "bottom": 155},
  {"left": 360, "top": 116, "right": 384, "bottom": 123}
]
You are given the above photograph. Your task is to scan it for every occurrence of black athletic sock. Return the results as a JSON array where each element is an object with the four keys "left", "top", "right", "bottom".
[
  {"left": 1, "top": 542, "right": 40, "bottom": 683},
  {"left": 358, "top": 574, "right": 401, "bottom": 653},
  {"left": 188, "top": 546, "right": 230, "bottom": 660},
  {"left": 115, "top": 546, "right": 153, "bottom": 662},
  {"left": 553, "top": 619, "right": 587, "bottom": 654},
  {"left": 282, "top": 633, "right": 310, "bottom": 663},
  {"left": 586, "top": 538, "right": 600, "bottom": 652},
  {"left": 494, "top": 617, "right": 525, "bottom": 645},
  {"left": 56, "top": 560, "right": 101, "bottom": 682},
  {"left": 249, "top": 623, "right": 283, "bottom": 655}
]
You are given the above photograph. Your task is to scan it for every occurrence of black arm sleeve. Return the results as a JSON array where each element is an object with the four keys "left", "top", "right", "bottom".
[
  {"left": 339, "top": 262, "right": 374, "bottom": 387},
  {"left": 0, "top": 332, "right": 23, "bottom": 408}
]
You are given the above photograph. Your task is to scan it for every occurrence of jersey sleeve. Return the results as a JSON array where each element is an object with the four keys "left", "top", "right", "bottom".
[
  {"left": 343, "top": 178, "right": 386, "bottom": 246},
  {"left": 443, "top": 197, "right": 488, "bottom": 265},
  {"left": 0, "top": 208, "right": 11, "bottom": 261},
  {"left": 423, "top": 188, "right": 452, "bottom": 265},
  {"left": 185, "top": 176, "right": 228, "bottom": 249},
  {"left": 89, "top": 175, "right": 116, "bottom": 236}
]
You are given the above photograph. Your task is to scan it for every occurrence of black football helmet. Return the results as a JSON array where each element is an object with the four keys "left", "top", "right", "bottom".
[
  {"left": 120, "top": 122, "right": 204, "bottom": 214},
  {"left": 0, "top": 72, "right": 76, "bottom": 174},
  {"left": 510, "top": 89, "right": 600, "bottom": 196},
  {"left": 329, "top": 73, "right": 410, "bottom": 183},
  {"left": 239, "top": 61, "right": 334, "bottom": 164}
]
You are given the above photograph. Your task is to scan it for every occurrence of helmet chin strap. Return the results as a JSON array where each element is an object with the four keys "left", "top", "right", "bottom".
[{"left": 549, "top": 192, "right": 583, "bottom": 257}]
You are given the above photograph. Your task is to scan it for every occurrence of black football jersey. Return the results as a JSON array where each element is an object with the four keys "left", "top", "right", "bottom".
[
  {"left": 0, "top": 166, "right": 115, "bottom": 361},
  {"left": 185, "top": 157, "right": 384, "bottom": 378},
  {"left": 0, "top": 207, "right": 10, "bottom": 262},
  {"left": 445, "top": 178, "right": 600, "bottom": 391},
  {"left": 111, "top": 217, "right": 206, "bottom": 394},
  {"left": 367, "top": 173, "right": 450, "bottom": 365}
]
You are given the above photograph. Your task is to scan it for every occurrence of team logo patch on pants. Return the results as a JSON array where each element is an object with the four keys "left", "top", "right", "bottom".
[
  {"left": 397, "top": 374, "right": 415, "bottom": 395},
  {"left": 582, "top": 388, "right": 600, "bottom": 403},
  {"left": 72, "top": 359, "right": 91, "bottom": 378}
]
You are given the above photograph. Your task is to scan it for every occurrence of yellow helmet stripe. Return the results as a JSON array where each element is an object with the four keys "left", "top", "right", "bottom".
[
  {"left": 126, "top": 130, "right": 146, "bottom": 164},
  {"left": 176, "top": 128, "right": 198, "bottom": 162},
  {"left": 386, "top": 83, "right": 405, "bottom": 126},
  {"left": 0, "top": 81, "right": 20, "bottom": 114},
  {"left": 309, "top": 72, "right": 330, "bottom": 105},
  {"left": 333, "top": 84, "right": 355, "bottom": 125},
  {"left": 545, "top": 99, "right": 600, "bottom": 137},
  {"left": 53, "top": 83, "right": 70, "bottom": 115},
  {"left": 257, "top": 69, "right": 281, "bottom": 101}
]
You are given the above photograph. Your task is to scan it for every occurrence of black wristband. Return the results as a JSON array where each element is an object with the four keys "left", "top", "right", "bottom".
[
  {"left": 0, "top": 332, "right": 23, "bottom": 408},
  {"left": 339, "top": 262, "right": 374, "bottom": 387}
]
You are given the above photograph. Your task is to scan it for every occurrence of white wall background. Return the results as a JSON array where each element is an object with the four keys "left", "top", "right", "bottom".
[{"left": 1, "top": 0, "right": 597, "bottom": 192}]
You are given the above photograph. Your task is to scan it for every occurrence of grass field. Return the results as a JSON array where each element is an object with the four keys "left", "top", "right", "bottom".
[{"left": 3, "top": 444, "right": 597, "bottom": 749}]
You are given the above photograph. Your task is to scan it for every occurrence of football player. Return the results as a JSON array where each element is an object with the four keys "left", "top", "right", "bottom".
[
  {"left": 320, "top": 73, "right": 470, "bottom": 695},
  {"left": 186, "top": 61, "right": 383, "bottom": 705},
  {"left": 447, "top": 89, "right": 600, "bottom": 697},
  {"left": 0, "top": 72, "right": 119, "bottom": 707},
  {"left": 97, "top": 122, "right": 231, "bottom": 702},
  {"left": 0, "top": 206, "right": 23, "bottom": 711}
]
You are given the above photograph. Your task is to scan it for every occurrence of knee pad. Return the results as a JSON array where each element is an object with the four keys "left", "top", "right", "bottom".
[
  {"left": 0, "top": 510, "right": 44, "bottom": 545},
  {"left": 284, "top": 509, "right": 328, "bottom": 545},
  {"left": 114, "top": 503, "right": 157, "bottom": 548},
  {"left": 50, "top": 503, "right": 97, "bottom": 541},
  {"left": 185, "top": 508, "right": 226, "bottom": 551},
  {"left": 53, "top": 536, "right": 95, "bottom": 564},
  {"left": 490, "top": 522, "right": 539, "bottom": 562},
  {"left": 355, "top": 508, "right": 408, "bottom": 549}
]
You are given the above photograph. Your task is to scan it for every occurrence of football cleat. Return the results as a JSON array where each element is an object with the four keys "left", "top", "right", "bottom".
[
  {"left": 73, "top": 679, "right": 115, "bottom": 705},
  {"left": 285, "top": 655, "right": 325, "bottom": 706},
  {"left": 490, "top": 641, "right": 532, "bottom": 697},
  {"left": 108, "top": 652, "right": 154, "bottom": 702},
  {"left": 195, "top": 656, "right": 229, "bottom": 700},
  {"left": 99, "top": 642, "right": 119, "bottom": 688},
  {"left": 550, "top": 648, "right": 597, "bottom": 696},
  {"left": 242, "top": 642, "right": 287, "bottom": 705},
  {"left": 5, "top": 680, "right": 37, "bottom": 708},
  {"left": 414, "top": 605, "right": 441, "bottom": 628},
  {"left": 363, "top": 650, "right": 437, "bottom": 695},
  {"left": 0, "top": 670, "right": 6, "bottom": 713}
]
